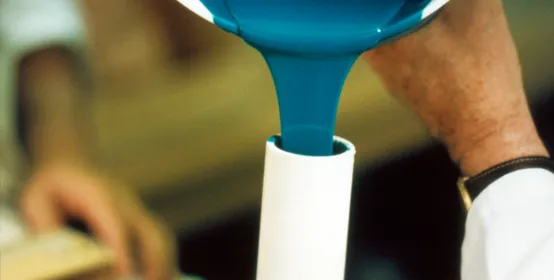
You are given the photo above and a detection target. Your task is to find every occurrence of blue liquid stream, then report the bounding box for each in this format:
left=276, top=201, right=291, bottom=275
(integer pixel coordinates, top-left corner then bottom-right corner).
left=200, top=0, right=431, bottom=156
left=262, top=52, right=359, bottom=156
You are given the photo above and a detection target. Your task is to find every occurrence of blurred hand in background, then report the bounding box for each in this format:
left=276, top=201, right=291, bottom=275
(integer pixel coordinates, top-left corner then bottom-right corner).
left=4, top=1, right=182, bottom=279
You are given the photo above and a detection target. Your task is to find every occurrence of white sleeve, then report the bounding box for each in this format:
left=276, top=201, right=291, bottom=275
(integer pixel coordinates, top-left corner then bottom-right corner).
left=462, top=168, right=554, bottom=280
left=0, top=0, right=89, bottom=136
left=0, top=0, right=87, bottom=58
left=0, top=0, right=90, bottom=203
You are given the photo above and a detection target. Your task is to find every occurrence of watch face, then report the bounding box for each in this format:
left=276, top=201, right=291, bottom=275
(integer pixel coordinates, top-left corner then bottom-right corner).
left=457, top=177, right=472, bottom=211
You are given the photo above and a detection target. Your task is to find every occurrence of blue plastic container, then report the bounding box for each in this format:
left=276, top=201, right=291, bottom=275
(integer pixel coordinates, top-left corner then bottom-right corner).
left=179, top=0, right=449, bottom=156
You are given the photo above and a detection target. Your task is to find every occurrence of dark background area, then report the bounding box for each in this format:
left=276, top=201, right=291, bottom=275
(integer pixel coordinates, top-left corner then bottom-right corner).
left=176, top=89, right=554, bottom=280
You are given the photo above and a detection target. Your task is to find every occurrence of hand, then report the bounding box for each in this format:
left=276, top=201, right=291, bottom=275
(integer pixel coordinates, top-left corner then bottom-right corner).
left=364, top=0, right=548, bottom=175
left=19, top=163, right=176, bottom=280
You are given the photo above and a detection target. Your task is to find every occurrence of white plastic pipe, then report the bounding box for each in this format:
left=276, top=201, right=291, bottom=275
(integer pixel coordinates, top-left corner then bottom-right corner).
left=256, top=136, right=356, bottom=280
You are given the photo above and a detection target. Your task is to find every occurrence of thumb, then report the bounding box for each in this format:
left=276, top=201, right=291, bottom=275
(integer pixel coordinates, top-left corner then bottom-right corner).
left=49, top=171, right=134, bottom=277
left=19, top=182, right=65, bottom=233
left=20, top=167, right=134, bottom=277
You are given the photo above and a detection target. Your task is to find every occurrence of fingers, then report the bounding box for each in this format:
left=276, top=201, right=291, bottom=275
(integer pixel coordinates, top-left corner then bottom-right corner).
left=19, top=180, right=64, bottom=233
left=20, top=166, right=175, bottom=279
left=54, top=171, right=135, bottom=277
left=132, top=212, right=177, bottom=280
left=23, top=168, right=134, bottom=277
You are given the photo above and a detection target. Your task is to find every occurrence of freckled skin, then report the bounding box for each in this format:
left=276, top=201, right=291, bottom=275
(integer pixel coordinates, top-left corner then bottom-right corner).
left=364, top=0, right=549, bottom=176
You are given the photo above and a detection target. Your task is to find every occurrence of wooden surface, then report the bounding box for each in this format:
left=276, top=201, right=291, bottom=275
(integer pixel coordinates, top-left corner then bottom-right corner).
left=0, top=229, right=115, bottom=280
left=89, top=2, right=554, bottom=233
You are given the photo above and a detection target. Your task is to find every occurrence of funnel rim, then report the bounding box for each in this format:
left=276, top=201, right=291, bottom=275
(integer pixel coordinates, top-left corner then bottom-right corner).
left=422, top=0, right=450, bottom=19
left=175, top=0, right=214, bottom=23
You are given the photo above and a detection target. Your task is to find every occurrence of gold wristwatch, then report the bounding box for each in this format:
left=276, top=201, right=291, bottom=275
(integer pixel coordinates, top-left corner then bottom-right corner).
left=457, top=156, right=554, bottom=211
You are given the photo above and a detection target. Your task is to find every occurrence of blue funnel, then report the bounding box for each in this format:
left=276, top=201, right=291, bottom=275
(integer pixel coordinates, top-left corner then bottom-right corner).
left=178, top=0, right=449, bottom=155
left=190, top=0, right=447, bottom=53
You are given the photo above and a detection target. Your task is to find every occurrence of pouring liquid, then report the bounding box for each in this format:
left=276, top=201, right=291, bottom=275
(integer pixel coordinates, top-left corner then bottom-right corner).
left=206, top=0, right=431, bottom=156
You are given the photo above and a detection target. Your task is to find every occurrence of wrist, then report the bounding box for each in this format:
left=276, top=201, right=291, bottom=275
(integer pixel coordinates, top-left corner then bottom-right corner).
left=31, top=156, right=92, bottom=174
left=448, top=123, right=549, bottom=176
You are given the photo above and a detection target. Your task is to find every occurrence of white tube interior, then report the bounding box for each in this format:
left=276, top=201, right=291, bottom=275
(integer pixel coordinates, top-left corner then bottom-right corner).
left=256, top=136, right=356, bottom=280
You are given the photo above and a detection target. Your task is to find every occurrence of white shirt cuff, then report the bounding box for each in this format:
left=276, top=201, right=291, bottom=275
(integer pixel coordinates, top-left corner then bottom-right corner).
left=462, top=168, right=554, bottom=280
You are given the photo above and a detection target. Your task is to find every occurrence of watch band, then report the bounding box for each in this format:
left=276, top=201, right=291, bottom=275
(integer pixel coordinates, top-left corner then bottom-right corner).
left=458, top=156, right=554, bottom=210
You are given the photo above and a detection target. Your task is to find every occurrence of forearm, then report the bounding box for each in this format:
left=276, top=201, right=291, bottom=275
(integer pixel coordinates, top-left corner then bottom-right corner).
left=19, top=48, right=90, bottom=169
left=364, top=0, right=549, bottom=176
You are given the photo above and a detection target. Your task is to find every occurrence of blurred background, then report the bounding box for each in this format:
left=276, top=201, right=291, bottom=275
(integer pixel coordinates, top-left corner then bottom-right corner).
left=9, top=0, right=554, bottom=279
